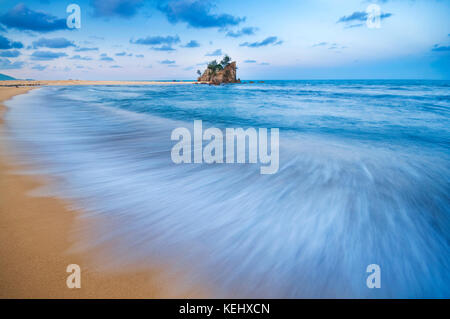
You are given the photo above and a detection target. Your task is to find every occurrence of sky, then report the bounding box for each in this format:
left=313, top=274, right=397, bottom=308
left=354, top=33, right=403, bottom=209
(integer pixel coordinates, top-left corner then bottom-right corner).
left=0, top=0, right=449, bottom=80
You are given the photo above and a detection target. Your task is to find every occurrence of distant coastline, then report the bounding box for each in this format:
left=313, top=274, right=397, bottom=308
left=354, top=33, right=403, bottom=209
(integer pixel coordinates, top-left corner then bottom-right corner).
left=0, top=80, right=201, bottom=87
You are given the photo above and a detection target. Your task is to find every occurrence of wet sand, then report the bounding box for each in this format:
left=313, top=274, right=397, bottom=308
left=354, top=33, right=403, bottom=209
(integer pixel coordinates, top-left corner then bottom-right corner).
left=0, top=87, right=207, bottom=298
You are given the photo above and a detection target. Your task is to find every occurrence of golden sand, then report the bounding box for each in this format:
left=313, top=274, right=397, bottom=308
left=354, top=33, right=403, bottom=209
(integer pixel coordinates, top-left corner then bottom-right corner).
left=0, top=87, right=207, bottom=298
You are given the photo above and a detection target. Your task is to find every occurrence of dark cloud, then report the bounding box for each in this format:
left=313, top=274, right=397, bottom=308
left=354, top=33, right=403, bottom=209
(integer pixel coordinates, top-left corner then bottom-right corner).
left=183, top=40, right=200, bottom=48
left=0, top=34, right=23, bottom=49
left=0, top=4, right=66, bottom=32
left=31, top=50, right=67, bottom=60
left=69, top=55, right=92, bottom=61
left=240, top=36, right=283, bottom=48
left=75, top=47, right=99, bottom=52
left=0, top=50, right=20, bottom=57
left=91, top=0, right=144, bottom=18
left=432, top=44, right=450, bottom=52
left=337, top=11, right=392, bottom=23
left=226, top=27, right=258, bottom=38
left=205, top=49, right=222, bottom=56
left=0, top=58, right=24, bottom=69
left=32, top=37, right=75, bottom=49
left=157, top=0, right=244, bottom=28
left=160, top=59, right=176, bottom=64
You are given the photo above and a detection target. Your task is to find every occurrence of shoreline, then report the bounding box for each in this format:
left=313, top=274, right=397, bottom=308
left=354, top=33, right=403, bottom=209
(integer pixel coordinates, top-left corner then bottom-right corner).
left=0, top=87, right=207, bottom=298
left=0, top=80, right=205, bottom=87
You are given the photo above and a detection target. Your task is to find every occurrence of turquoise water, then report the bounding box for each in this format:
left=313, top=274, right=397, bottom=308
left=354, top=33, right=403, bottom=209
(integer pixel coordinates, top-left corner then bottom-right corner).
left=4, top=80, right=450, bottom=298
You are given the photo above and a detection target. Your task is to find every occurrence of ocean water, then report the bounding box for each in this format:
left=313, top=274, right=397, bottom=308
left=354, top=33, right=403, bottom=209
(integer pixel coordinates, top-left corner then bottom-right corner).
left=4, top=80, right=450, bottom=298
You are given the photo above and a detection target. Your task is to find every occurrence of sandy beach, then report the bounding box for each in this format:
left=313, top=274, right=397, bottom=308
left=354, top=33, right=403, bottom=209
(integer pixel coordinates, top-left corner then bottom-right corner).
left=0, top=86, right=206, bottom=298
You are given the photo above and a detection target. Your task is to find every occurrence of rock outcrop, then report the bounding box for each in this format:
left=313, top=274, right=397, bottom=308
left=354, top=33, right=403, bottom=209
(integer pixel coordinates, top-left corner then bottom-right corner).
left=198, top=61, right=240, bottom=84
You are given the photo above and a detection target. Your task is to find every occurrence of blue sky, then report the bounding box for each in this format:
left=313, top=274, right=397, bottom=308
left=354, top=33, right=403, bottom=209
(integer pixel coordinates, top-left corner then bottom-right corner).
left=0, top=0, right=449, bottom=80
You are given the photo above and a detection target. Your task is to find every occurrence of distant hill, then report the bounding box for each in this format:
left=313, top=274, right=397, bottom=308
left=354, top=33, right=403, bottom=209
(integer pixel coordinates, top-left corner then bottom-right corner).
left=0, top=73, right=16, bottom=80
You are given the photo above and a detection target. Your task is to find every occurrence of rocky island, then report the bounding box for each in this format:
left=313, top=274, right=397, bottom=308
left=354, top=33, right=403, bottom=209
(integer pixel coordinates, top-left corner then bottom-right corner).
left=197, top=55, right=241, bottom=85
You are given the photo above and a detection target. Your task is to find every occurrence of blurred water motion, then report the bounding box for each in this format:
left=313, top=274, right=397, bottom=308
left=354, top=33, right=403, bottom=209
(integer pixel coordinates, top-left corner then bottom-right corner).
left=5, top=80, right=450, bottom=298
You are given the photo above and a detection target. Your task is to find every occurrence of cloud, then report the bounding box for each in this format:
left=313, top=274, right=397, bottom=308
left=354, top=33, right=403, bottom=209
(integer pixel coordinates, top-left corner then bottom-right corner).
left=131, top=35, right=181, bottom=46
left=75, top=47, right=99, bottom=52
left=240, top=36, right=283, bottom=48
left=0, top=50, right=20, bottom=57
left=244, top=60, right=256, bottom=63
left=151, top=45, right=176, bottom=51
left=131, top=35, right=180, bottom=50
left=135, top=54, right=144, bottom=58
left=259, top=62, right=270, bottom=65
left=32, top=38, right=75, bottom=49
left=157, top=0, right=244, bottom=28
left=312, top=42, right=327, bottom=47
left=31, top=51, right=67, bottom=60
left=205, top=49, right=222, bottom=56
left=0, top=58, right=24, bottom=69
left=0, top=35, right=23, bottom=49
left=110, top=65, right=122, bottom=68
left=432, top=44, right=450, bottom=52
left=160, top=59, right=176, bottom=64
left=115, top=51, right=127, bottom=56
left=337, top=11, right=367, bottom=23
left=226, top=27, right=258, bottom=38
left=345, top=23, right=364, bottom=29
left=91, top=0, right=144, bottom=18
left=328, top=43, right=338, bottom=50
left=31, top=64, right=47, bottom=71
left=183, top=40, right=200, bottom=48
left=69, top=55, right=92, bottom=61
left=0, top=4, right=66, bottom=32
left=100, top=56, right=114, bottom=62
left=337, top=11, right=392, bottom=24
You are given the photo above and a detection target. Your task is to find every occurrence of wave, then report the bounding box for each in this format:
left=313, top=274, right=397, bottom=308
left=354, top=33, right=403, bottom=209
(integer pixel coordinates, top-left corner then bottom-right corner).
left=4, top=81, right=450, bottom=298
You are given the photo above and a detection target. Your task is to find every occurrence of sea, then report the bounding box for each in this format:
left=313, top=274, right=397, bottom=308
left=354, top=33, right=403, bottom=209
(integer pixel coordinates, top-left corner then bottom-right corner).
left=4, top=80, right=450, bottom=298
